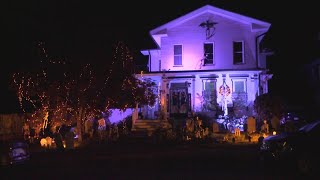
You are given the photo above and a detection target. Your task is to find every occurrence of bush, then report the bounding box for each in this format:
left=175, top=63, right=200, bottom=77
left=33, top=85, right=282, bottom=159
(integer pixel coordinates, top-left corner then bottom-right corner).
left=194, top=112, right=214, bottom=129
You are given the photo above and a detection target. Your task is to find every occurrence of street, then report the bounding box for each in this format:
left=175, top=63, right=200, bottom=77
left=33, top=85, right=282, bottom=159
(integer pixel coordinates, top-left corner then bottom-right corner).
left=1, top=141, right=302, bottom=179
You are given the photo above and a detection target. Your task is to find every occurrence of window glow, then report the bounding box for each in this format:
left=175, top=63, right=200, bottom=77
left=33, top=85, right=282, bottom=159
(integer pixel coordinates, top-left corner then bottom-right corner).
left=174, top=45, right=183, bottom=66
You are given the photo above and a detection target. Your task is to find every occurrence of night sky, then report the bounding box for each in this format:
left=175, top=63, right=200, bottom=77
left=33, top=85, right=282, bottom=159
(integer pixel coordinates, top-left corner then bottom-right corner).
left=2, top=0, right=320, bottom=113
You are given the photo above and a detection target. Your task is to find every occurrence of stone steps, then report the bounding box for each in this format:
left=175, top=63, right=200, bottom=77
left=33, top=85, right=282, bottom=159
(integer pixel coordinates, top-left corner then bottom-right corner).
left=131, top=120, right=171, bottom=136
left=131, top=120, right=165, bottom=135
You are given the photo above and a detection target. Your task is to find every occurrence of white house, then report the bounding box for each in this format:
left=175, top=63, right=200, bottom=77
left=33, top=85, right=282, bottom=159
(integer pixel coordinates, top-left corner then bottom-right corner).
left=132, top=4, right=273, bottom=127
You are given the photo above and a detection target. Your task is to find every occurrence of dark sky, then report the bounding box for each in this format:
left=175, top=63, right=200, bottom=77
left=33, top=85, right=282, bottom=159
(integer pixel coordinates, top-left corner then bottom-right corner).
left=2, top=0, right=320, bottom=112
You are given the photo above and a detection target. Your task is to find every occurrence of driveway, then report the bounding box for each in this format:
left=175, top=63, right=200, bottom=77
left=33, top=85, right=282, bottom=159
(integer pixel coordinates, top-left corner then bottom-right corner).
left=1, top=141, right=301, bottom=179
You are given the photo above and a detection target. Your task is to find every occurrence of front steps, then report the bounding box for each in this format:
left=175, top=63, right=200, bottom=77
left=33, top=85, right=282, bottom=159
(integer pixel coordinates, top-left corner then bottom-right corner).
left=131, top=120, right=172, bottom=136
left=132, top=120, right=160, bottom=134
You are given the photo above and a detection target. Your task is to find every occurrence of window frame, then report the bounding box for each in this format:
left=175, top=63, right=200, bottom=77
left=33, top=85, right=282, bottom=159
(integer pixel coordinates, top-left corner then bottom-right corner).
left=203, top=42, right=214, bottom=65
left=173, top=44, right=183, bottom=66
left=201, top=79, right=217, bottom=111
left=233, top=41, right=245, bottom=64
left=231, top=78, right=247, bottom=93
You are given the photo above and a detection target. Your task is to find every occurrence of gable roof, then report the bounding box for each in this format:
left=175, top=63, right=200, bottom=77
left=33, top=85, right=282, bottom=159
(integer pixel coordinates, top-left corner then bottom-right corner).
left=150, top=4, right=271, bottom=47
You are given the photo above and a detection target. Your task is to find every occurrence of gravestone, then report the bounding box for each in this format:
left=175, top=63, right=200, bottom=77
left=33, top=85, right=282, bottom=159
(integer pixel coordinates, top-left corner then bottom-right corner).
left=212, top=122, right=219, bottom=133
left=271, top=116, right=280, bottom=131
left=234, top=127, right=240, bottom=136
left=247, top=116, right=256, bottom=133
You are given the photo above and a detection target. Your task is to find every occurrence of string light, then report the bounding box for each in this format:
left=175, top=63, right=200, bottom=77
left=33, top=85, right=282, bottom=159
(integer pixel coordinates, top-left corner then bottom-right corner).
left=12, top=41, right=158, bottom=132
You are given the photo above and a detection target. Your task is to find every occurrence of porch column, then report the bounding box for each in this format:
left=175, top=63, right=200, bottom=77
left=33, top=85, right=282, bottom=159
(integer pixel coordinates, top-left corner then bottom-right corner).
left=192, top=78, right=196, bottom=112
left=161, top=78, right=169, bottom=121
left=132, top=103, right=138, bottom=125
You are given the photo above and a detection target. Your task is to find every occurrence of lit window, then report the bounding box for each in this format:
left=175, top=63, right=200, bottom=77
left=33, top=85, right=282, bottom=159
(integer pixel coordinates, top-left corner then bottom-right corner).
left=232, top=79, right=246, bottom=93
left=204, top=42, right=214, bottom=65
left=233, top=41, right=244, bottom=64
left=174, top=45, right=182, bottom=66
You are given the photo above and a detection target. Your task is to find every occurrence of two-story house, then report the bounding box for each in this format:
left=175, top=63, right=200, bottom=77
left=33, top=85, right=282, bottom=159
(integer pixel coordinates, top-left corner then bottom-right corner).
left=132, top=4, right=272, bottom=128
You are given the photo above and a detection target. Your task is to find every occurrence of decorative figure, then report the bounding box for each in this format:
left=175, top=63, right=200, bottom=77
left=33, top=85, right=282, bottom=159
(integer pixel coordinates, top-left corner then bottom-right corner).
left=199, top=19, right=218, bottom=39
left=45, top=136, right=52, bottom=148
left=172, top=91, right=179, bottom=113
left=43, top=111, right=49, bottom=129
left=219, top=79, right=230, bottom=117
left=261, top=119, right=269, bottom=134
left=22, top=123, right=30, bottom=140
left=40, top=138, right=47, bottom=147
left=194, top=116, right=204, bottom=139
left=180, top=91, right=187, bottom=113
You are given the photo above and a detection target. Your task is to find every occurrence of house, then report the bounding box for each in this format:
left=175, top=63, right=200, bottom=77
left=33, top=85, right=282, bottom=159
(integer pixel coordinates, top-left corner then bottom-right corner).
left=132, top=4, right=273, bottom=131
left=302, top=58, right=320, bottom=118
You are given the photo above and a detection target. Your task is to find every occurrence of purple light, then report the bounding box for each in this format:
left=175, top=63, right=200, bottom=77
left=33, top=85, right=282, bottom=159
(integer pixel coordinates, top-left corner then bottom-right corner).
left=108, top=109, right=134, bottom=124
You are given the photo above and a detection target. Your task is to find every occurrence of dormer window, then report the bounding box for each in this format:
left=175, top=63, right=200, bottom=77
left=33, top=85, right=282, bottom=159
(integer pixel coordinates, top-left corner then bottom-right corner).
left=174, top=45, right=182, bottom=66
left=204, top=42, right=214, bottom=65
left=233, top=41, right=244, bottom=64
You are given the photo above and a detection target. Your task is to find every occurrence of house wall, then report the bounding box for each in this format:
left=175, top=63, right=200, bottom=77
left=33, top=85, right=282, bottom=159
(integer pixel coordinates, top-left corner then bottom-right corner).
left=138, top=6, right=272, bottom=122
left=150, top=13, right=261, bottom=72
left=148, top=50, right=161, bottom=72
left=108, top=109, right=134, bottom=124
left=179, top=72, right=258, bottom=112
left=142, top=71, right=259, bottom=117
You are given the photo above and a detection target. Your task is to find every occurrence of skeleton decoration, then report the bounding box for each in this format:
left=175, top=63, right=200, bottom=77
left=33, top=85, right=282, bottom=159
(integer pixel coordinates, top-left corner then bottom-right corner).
left=199, top=19, right=218, bottom=39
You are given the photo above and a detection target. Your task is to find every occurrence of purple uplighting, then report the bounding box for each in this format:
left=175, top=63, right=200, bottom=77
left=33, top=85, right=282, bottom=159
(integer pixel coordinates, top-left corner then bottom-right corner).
left=138, top=4, right=272, bottom=120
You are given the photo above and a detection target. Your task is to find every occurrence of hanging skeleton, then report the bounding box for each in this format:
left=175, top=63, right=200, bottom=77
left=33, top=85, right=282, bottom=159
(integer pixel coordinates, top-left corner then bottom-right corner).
left=219, top=79, right=230, bottom=117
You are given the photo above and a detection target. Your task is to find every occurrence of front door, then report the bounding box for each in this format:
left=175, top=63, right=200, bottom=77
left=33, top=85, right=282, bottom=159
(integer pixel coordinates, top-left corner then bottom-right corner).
left=169, top=83, right=190, bottom=118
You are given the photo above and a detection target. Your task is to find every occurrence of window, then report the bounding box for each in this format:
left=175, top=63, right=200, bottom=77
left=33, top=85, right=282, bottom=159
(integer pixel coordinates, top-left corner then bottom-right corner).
left=174, top=45, right=182, bottom=66
left=233, top=41, right=244, bottom=64
left=204, top=42, right=214, bottom=65
left=202, top=79, right=217, bottom=111
left=232, top=79, right=246, bottom=93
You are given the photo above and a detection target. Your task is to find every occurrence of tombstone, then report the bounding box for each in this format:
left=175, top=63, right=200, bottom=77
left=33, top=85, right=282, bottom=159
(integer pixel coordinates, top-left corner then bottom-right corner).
left=85, top=120, right=93, bottom=134
left=65, top=130, right=75, bottom=150
left=261, top=120, right=269, bottom=134
left=234, top=127, right=241, bottom=136
left=271, top=116, right=280, bottom=131
left=212, top=122, right=219, bottom=133
left=45, top=136, right=53, bottom=148
left=247, top=116, right=256, bottom=133
left=40, top=138, right=47, bottom=147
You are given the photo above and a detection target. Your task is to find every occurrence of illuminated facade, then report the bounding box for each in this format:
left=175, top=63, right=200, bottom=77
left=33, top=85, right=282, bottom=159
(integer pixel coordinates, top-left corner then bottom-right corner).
left=135, top=5, right=272, bottom=121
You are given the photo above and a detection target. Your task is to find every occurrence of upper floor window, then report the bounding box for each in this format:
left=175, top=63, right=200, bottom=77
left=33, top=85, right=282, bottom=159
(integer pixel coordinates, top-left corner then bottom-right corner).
left=174, top=45, right=182, bottom=66
left=204, top=42, right=214, bottom=65
left=233, top=41, right=244, bottom=64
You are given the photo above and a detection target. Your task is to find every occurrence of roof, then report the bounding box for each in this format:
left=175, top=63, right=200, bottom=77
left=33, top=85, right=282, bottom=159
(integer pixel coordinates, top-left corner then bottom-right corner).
left=150, top=4, right=271, bottom=47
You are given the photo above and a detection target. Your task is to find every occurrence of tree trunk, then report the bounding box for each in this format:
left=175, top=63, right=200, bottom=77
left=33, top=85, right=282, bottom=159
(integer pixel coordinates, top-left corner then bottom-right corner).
left=77, top=107, right=84, bottom=142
